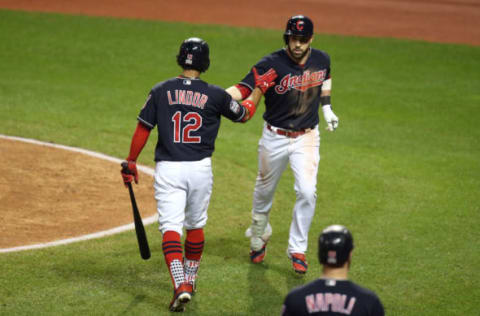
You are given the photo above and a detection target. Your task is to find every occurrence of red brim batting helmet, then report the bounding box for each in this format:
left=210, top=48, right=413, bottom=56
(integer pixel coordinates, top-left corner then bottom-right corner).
left=283, top=15, right=314, bottom=45
left=177, top=37, right=210, bottom=73
left=318, top=225, right=354, bottom=267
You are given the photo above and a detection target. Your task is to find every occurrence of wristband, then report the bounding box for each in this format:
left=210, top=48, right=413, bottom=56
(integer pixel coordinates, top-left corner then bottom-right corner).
left=320, top=96, right=331, bottom=106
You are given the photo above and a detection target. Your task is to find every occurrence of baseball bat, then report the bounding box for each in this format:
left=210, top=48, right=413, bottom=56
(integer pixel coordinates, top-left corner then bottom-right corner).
left=122, top=163, right=151, bottom=260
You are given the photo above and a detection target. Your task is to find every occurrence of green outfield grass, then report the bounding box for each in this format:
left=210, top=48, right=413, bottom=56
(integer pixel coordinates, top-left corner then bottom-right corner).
left=1, top=9, right=479, bottom=315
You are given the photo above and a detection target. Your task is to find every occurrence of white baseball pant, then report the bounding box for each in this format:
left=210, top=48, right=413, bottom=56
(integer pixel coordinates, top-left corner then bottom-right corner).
left=154, top=157, right=213, bottom=236
left=252, top=123, right=320, bottom=254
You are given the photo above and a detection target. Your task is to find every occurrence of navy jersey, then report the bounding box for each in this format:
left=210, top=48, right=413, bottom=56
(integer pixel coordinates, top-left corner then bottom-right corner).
left=138, top=76, right=246, bottom=161
left=240, top=48, right=330, bottom=130
left=282, top=279, right=384, bottom=316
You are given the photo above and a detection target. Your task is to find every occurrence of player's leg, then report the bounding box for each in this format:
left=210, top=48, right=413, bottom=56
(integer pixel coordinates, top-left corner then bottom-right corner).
left=184, top=229, right=203, bottom=291
left=287, top=127, right=320, bottom=273
left=183, top=158, right=213, bottom=290
left=249, top=125, right=289, bottom=258
left=252, top=126, right=290, bottom=213
left=154, top=161, right=192, bottom=311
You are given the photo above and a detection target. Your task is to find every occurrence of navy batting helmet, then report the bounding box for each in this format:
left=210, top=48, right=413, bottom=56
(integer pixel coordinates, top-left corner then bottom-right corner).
left=318, top=225, right=354, bottom=267
left=177, top=37, right=210, bottom=73
left=283, top=15, right=314, bottom=45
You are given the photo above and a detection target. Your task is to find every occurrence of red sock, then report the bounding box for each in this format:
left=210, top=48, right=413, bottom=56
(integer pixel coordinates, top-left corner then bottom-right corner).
left=185, top=228, right=204, bottom=260
left=184, top=229, right=204, bottom=285
left=162, top=231, right=184, bottom=289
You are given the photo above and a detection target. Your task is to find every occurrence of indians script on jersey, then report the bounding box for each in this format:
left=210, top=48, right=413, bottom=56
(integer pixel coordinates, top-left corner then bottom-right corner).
left=275, top=69, right=327, bottom=94
left=305, top=292, right=356, bottom=314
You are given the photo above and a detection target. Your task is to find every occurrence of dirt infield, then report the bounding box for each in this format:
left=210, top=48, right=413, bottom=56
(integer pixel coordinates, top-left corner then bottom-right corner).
left=1, top=0, right=478, bottom=250
left=1, top=0, right=479, bottom=45
left=0, top=137, right=156, bottom=248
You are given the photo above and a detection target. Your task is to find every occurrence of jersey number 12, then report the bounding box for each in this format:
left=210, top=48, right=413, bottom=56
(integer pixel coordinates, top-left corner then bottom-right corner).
left=172, top=111, right=202, bottom=143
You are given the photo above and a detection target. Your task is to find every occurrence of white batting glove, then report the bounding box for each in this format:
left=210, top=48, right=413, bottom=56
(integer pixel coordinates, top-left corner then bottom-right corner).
left=322, top=104, right=339, bottom=131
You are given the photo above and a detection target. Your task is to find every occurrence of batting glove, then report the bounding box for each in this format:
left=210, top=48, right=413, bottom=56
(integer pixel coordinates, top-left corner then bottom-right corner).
left=241, top=99, right=256, bottom=121
left=252, top=67, right=277, bottom=94
left=121, top=160, right=138, bottom=186
left=322, top=104, right=339, bottom=131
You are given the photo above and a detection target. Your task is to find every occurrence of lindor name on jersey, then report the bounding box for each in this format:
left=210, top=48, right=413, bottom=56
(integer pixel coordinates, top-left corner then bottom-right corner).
left=167, top=89, right=209, bottom=109
left=274, top=69, right=327, bottom=94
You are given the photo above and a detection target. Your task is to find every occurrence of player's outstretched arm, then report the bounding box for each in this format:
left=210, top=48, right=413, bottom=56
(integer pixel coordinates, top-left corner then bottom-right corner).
left=240, top=67, right=277, bottom=122
left=240, top=88, right=262, bottom=121
left=226, top=85, right=244, bottom=101
left=227, top=66, right=277, bottom=101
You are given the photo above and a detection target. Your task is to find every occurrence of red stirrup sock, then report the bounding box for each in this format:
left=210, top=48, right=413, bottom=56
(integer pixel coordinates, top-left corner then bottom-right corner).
left=184, top=229, right=204, bottom=285
left=162, top=231, right=184, bottom=289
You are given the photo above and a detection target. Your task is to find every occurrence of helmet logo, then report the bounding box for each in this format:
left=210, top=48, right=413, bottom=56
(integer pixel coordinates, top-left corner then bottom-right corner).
left=186, top=53, right=193, bottom=65
left=327, top=250, right=337, bottom=264
left=296, top=21, right=304, bottom=31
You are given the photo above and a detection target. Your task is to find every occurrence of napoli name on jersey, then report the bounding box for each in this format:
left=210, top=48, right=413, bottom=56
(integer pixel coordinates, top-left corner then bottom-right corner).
left=282, top=279, right=384, bottom=316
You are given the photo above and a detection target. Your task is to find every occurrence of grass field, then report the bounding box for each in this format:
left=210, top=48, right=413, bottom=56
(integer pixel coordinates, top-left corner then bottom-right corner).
left=1, top=9, right=479, bottom=315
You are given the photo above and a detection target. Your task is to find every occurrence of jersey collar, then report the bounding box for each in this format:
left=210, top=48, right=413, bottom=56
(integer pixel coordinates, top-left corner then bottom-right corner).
left=177, top=75, right=201, bottom=80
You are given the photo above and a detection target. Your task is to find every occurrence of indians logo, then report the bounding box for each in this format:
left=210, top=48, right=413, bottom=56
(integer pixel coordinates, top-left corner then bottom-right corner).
left=327, top=250, right=337, bottom=264
left=296, top=21, right=304, bottom=31
left=185, top=53, right=193, bottom=65
left=274, top=70, right=327, bottom=94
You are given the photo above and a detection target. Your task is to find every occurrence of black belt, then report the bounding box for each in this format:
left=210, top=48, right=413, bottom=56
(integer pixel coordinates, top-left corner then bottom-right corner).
left=266, top=124, right=312, bottom=138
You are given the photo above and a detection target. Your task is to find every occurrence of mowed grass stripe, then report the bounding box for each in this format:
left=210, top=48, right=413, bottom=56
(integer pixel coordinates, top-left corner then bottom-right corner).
left=0, top=9, right=479, bottom=315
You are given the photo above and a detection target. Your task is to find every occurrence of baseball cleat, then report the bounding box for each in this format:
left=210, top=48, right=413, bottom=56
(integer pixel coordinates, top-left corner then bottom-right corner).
left=289, top=252, right=308, bottom=274
left=250, top=244, right=267, bottom=263
left=169, top=283, right=193, bottom=312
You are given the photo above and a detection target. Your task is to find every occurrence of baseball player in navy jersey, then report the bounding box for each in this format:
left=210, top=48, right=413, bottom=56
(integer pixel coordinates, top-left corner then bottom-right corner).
left=226, top=15, right=338, bottom=274
left=282, top=225, right=385, bottom=315
left=120, top=37, right=277, bottom=312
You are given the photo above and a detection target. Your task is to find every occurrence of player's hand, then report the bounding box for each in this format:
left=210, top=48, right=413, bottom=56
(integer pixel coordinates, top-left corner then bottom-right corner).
left=121, top=160, right=138, bottom=186
left=253, top=67, right=277, bottom=94
left=322, top=104, right=339, bottom=131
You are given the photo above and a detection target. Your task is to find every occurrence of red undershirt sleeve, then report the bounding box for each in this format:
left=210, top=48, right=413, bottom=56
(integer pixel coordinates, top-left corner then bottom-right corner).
left=126, top=122, right=151, bottom=161
left=236, top=84, right=252, bottom=100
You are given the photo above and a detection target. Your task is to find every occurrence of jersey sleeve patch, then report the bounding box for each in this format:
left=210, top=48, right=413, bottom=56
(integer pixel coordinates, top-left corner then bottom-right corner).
left=229, top=99, right=241, bottom=114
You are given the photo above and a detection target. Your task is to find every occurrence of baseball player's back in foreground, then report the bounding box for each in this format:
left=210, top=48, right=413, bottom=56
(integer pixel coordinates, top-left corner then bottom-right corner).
left=282, top=279, right=384, bottom=316
left=138, top=76, right=246, bottom=161
left=282, top=225, right=385, bottom=316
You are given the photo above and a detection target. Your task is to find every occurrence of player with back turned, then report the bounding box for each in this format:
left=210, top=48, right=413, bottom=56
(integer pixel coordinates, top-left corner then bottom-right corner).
left=282, top=225, right=385, bottom=315
left=120, top=37, right=277, bottom=312
left=226, top=15, right=339, bottom=274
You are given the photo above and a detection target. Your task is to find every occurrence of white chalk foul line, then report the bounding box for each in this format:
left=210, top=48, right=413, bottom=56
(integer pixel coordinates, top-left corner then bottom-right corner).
left=0, top=134, right=157, bottom=253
